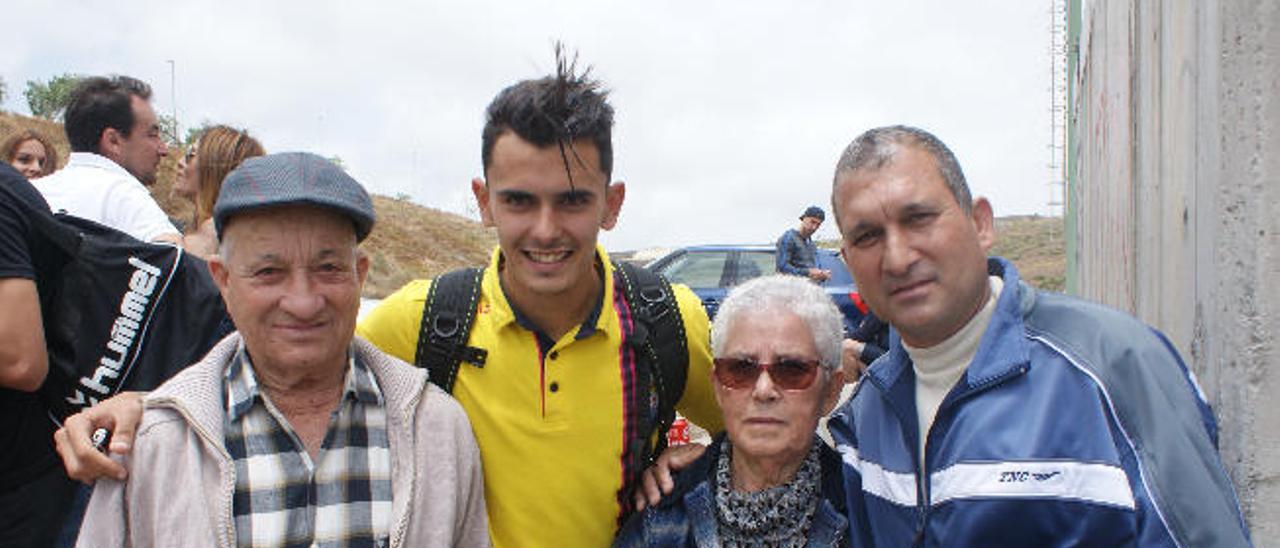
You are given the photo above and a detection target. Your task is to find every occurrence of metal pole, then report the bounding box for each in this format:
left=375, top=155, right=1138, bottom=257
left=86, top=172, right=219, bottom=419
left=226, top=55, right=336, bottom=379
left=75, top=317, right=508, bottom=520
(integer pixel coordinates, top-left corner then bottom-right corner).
left=166, top=59, right=178, bottom=143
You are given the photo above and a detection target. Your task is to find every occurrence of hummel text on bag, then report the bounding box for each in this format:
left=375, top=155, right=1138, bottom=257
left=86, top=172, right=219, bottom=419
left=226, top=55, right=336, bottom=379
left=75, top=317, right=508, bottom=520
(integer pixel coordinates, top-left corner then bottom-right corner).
left=70, top=256, right=162, bottom=404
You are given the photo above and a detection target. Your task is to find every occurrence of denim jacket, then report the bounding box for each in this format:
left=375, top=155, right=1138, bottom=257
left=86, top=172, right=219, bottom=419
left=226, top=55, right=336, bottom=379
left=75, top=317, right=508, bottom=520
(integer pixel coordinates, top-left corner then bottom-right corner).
left=776, top=228, right=818, bottom=276
left=614, top=433, right=850, bottom=547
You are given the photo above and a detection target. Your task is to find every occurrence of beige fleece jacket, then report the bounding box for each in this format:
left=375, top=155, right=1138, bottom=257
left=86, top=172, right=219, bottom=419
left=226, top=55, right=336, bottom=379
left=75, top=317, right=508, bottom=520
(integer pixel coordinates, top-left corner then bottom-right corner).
left=76, top=333, right=490, bottom=547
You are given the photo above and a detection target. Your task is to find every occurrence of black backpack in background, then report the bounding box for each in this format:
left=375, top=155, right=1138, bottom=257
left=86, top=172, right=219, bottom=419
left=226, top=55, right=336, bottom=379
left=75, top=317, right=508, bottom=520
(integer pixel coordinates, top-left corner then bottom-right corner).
left=27, top=209, right=233, bottom=422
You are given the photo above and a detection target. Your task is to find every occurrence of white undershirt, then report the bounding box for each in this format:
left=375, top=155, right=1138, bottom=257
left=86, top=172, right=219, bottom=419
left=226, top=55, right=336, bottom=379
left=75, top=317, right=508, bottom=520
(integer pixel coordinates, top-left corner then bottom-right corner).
left=904, top=275, right=1004, bottom=471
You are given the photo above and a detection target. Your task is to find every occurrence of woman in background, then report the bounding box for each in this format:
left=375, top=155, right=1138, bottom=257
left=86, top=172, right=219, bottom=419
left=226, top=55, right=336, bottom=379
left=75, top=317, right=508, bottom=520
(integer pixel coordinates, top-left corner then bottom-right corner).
left=174, top=126, right=264, bottom=257
left=2, top=129, right=60, bottom=180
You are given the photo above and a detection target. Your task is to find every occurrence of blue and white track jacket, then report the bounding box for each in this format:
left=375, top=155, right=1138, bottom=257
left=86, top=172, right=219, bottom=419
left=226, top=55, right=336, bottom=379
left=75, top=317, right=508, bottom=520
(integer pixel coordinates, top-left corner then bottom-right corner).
left=829, top=258, right=1251, bottom=547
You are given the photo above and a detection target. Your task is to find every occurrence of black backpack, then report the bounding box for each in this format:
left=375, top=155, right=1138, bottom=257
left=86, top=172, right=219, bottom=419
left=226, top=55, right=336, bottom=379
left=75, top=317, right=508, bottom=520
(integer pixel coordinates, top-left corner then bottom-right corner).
left=412, top=260, right=689, bottom=519
left=25, top=208, right=234, bottom=422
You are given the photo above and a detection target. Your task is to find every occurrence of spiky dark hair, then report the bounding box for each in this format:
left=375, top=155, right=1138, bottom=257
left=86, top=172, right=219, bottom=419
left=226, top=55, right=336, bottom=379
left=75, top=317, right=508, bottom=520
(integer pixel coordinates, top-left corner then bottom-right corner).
left=480, top=42, right=615, bottom=186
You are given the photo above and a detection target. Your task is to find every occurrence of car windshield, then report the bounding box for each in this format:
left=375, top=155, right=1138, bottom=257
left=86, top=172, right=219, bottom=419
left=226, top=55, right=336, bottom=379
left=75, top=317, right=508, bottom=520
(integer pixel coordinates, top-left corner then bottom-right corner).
left=735, top=251, right=774, bottom=285
left=652, top=247, right=855, bottom=292
left=659, top=251, right=729, bottom=288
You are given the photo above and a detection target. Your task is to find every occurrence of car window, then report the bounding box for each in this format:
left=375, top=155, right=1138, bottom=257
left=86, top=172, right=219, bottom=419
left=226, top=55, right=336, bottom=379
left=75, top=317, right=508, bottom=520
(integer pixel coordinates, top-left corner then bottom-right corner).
left=657, top=251, right=730, bottom=288
left=734, top=251, right=776, bottom=285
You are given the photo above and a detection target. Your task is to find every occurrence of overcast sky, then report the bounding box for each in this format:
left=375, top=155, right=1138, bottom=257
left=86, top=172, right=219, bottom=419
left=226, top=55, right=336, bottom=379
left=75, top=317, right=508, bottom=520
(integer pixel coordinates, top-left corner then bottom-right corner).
left=3, top=0, right=1057, bottom=251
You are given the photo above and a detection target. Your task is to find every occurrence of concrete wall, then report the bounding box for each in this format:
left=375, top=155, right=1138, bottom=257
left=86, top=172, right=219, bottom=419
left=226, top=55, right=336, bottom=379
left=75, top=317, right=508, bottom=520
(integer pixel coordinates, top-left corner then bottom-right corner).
left=1068, top=0, right=1279, bottom=538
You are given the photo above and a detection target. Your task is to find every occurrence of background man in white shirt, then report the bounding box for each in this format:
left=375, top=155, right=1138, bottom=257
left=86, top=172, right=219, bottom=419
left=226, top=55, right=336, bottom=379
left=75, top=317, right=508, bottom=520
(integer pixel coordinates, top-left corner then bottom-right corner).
left=34, top=75, right=181, bottom=245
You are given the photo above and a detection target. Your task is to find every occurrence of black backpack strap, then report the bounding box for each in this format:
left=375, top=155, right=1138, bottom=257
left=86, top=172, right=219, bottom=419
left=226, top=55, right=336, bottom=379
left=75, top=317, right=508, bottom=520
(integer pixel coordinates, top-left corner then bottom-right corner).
left=613, top=260, right=689, bottom=462
left=413, top=268, right=487, bottom=393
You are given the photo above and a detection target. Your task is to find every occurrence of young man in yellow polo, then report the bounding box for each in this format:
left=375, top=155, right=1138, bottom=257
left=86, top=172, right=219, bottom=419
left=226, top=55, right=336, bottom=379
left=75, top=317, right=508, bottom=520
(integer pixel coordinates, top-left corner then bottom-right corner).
left=357, top=59, right=722, bottom=546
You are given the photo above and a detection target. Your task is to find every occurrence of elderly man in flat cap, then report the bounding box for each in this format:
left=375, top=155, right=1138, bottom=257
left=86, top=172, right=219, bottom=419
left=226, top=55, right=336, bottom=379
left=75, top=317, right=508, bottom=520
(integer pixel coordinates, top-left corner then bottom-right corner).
left=75, top=152, right=489, bottom=547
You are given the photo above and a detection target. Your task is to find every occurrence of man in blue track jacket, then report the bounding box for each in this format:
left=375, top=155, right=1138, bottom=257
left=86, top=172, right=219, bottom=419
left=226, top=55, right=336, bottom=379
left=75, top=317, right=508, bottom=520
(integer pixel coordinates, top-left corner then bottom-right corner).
left=826, top=125, right=1251, bottom=546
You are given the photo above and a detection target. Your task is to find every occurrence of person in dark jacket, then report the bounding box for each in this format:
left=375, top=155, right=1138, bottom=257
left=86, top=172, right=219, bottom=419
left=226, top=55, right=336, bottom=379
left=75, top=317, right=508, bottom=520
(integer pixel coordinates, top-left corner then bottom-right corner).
left=776, top=206, right=831, bottom=282
left=0, top=165, right=80, bottom=547
left=840, top=292, right=889, bottom=382
left=828, top=125, right=1250, bottom=546
left=616, top=274, right=849, bottom=547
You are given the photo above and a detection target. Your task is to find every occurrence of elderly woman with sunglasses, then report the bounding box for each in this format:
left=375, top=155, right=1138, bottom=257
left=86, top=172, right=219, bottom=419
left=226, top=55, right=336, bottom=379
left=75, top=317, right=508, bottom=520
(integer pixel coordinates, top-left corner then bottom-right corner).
left=615, top=274, right=849, bottom=547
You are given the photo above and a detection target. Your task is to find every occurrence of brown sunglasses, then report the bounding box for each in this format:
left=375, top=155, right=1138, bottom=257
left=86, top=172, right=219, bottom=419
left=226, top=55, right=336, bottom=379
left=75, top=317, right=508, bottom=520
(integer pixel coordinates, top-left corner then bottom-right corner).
left=713, top=357, right=822, bottom=390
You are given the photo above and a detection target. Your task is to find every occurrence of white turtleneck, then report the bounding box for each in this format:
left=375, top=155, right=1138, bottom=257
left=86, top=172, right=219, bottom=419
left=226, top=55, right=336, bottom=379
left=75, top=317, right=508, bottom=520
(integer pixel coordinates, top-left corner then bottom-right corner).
left=904, top=275, right=1004, bottom=471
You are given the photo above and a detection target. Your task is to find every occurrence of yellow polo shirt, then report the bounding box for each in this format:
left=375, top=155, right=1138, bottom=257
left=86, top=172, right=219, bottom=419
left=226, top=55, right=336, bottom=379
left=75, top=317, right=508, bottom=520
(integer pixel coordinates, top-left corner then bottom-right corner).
left=356, top=246, right=722, bottom=548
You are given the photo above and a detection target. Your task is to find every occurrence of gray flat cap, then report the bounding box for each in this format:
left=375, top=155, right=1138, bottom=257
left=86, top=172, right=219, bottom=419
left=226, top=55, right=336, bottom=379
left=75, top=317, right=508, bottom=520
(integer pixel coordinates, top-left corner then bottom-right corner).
left=214, top=152, right=376, bottom=241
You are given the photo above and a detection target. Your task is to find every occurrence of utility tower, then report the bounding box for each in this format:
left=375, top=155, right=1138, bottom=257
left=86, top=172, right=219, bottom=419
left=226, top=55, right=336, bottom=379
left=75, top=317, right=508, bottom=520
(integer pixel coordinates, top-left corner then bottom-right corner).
left=1047, top=0, right=1068, bottom=220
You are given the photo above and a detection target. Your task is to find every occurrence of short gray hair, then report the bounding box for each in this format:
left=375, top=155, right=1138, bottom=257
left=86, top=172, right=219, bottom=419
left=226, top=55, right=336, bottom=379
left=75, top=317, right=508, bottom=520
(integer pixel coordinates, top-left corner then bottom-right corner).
left=831, top=125, right=972, bottom=217
left=711, top=275, right=843, bottom=371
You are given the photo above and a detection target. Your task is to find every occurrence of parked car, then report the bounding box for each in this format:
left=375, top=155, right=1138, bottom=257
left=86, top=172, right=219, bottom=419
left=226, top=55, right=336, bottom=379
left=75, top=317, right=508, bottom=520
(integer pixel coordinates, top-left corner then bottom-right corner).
left=645, top=245, right=864, bottom=334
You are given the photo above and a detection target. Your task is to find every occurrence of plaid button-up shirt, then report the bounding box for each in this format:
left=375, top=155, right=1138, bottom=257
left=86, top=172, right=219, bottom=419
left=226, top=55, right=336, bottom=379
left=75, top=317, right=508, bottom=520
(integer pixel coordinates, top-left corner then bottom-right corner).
left=224, top=344, right=393, bottom=548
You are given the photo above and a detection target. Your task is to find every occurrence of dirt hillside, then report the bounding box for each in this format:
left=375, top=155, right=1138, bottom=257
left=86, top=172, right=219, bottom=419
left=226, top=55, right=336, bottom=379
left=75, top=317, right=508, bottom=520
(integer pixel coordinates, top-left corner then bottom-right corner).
left=1, top=112, right=495, bottom=298
left=990, top=215, right=1065, bottom=291
left=360, top=195, right=495, bottom=297
left=6, top=112, right=1063, bottom=297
